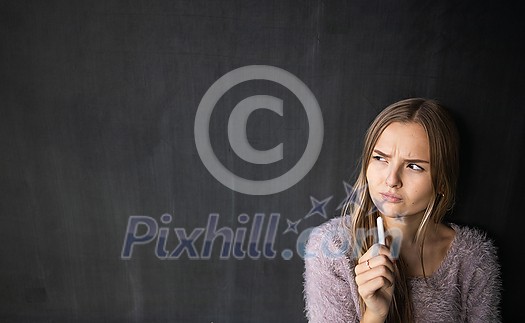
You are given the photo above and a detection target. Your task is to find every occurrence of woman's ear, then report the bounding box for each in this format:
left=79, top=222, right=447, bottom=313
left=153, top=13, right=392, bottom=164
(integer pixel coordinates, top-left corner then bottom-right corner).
left=437, top=182, right=445, bottom=196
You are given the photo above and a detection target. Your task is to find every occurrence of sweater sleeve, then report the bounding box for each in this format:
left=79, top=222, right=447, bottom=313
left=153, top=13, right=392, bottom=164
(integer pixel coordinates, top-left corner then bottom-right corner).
left=303, top=220, right=360, bottom=323
left=463, top=234, right=502, bottom=323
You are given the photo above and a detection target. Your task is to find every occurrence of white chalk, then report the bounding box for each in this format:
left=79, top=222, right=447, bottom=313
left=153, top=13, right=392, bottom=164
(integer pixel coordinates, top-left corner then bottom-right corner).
left=377, top=216, right=385, bottom=245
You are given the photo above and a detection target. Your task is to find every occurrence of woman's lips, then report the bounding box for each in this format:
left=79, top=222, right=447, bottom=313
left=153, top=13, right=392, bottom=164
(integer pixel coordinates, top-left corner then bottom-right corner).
left=380, top=192, right=403, bottom=203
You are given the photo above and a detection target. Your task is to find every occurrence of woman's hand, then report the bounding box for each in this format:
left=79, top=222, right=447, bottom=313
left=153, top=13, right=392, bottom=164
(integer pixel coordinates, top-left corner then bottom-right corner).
left=354, top=244, right=396, bottom=322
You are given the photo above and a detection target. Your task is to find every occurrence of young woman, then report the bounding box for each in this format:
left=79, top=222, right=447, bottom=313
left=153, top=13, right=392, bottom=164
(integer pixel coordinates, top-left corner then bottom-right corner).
left=303, top=98, right=501, bottom=322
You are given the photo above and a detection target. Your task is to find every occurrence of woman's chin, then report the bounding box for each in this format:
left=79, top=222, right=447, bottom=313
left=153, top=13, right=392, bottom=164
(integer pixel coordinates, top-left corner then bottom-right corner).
left=375, top=207, right=408, bottom=219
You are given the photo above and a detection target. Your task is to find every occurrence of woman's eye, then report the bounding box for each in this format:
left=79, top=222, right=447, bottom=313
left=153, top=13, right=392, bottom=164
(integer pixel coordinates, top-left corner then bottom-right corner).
left=408, top=163, right=424, bottom=171
left=372, top=155, right=386, bottom=162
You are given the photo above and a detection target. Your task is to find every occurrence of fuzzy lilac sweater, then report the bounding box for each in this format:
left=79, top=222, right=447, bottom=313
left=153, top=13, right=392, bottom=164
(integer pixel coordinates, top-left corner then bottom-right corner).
left=303, top=217, right=501, bottom=322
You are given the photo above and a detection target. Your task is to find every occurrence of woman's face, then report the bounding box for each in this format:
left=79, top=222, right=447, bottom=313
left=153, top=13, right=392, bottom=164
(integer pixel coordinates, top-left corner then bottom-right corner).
left=366, top=122, right=434, bottom=220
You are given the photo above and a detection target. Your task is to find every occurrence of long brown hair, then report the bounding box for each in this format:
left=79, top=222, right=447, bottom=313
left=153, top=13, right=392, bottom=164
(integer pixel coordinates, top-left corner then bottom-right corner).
left=342, top=98, right=459, bottom=322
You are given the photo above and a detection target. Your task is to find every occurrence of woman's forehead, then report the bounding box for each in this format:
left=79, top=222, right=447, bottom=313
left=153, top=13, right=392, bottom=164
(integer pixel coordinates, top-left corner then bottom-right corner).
left=374, top=122, right=430, bottom=159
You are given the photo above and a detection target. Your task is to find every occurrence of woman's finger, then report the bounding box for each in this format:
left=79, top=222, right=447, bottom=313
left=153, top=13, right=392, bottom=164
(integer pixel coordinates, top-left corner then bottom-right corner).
left=355, top=263, right=394, bottom=287
left=355, top=253, right=395, bottom=275
left=358, top=275, right=394, bottom=300
left=358, top=244, right=393, bottom=263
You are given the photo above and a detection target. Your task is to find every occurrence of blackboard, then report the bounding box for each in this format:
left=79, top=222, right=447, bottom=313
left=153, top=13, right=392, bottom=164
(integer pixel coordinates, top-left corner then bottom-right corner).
left=1, top=0, right=523, bottom=322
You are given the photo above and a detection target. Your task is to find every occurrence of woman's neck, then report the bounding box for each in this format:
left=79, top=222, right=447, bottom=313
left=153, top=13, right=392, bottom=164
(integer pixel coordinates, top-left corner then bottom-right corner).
left=381, top=212, right=428, bottom=250
left=381, top=212, right=455, bottom=277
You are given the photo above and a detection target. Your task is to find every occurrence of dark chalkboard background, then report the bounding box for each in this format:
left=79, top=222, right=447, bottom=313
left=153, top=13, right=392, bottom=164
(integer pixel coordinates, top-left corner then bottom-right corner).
left=1, top=0, right=523, bottom=322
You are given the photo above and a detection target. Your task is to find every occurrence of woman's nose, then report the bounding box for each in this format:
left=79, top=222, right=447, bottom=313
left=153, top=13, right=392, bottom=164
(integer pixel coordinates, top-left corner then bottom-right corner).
left=385, top=166, right=402, bottom=188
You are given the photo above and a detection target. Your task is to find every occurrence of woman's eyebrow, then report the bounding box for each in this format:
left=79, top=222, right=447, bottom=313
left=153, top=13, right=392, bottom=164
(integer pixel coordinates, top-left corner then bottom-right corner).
left=373, top=149, right=430, bottom=164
